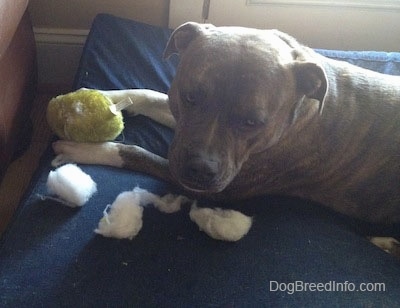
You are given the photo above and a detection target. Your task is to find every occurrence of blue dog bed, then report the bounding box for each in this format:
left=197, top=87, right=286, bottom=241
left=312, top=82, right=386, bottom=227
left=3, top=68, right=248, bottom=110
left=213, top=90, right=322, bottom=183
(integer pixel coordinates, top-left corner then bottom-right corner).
left=1, top=14, right=400, bottom=307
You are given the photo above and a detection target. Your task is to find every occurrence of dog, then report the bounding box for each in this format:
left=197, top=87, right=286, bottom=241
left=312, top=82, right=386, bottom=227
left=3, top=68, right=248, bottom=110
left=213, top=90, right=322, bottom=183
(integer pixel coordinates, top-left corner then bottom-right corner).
left=53, top=22, right=400, bottom=230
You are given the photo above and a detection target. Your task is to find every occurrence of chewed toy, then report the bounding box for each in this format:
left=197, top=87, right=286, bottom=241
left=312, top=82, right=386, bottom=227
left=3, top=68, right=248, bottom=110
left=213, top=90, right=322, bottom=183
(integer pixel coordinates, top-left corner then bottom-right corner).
left=46, top=88, right=132, bottom=142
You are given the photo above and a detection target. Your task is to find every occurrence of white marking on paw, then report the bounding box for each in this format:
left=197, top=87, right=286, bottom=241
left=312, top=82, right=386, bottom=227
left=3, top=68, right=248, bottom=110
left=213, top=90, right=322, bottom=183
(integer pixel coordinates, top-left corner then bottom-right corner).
left=51, top=141, right=123, bottom=168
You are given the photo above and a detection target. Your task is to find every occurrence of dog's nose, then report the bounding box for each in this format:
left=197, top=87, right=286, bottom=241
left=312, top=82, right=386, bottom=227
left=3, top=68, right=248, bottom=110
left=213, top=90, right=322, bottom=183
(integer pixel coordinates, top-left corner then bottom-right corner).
left=183, top=155, right=219, bottom=189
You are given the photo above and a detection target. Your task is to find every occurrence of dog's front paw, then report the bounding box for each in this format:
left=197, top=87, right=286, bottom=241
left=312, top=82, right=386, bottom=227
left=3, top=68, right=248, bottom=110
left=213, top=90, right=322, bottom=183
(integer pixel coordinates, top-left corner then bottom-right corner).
left=369, top=237, right=400, bottom=259
left=51, top=140, right=123, bottom=168
left=51, top=140, right=80, bottom=167
left=51, top=154, right=70, bottom=167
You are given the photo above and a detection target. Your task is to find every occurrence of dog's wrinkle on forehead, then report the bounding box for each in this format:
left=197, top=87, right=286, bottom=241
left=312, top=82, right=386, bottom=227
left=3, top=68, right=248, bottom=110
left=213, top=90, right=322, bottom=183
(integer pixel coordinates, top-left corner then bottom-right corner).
left=195, top=41, right=289, bottom=77
left=181, top=61, right=276, bottom=109
left=177, top=32, right=289, bottom=110
left=181, top=28, right=291, bottom=72
left=240, top=34, right=295, bottom=65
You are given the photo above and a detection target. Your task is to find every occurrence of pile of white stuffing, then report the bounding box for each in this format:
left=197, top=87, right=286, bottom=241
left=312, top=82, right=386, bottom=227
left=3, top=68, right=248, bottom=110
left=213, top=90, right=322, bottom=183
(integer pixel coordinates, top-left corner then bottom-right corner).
left=43, top=164, right=253, bottom=242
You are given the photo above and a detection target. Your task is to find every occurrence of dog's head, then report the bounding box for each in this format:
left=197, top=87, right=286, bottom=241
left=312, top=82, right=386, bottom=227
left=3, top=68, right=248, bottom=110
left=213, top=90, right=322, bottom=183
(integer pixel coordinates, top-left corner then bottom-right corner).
left=164, top=22, right=327, bottom=194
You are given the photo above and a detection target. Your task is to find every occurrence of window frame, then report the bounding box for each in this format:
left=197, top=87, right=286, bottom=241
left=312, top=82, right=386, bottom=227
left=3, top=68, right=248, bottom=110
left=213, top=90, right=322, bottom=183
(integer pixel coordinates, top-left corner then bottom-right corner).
left=247, top=0, right=400, bottom=10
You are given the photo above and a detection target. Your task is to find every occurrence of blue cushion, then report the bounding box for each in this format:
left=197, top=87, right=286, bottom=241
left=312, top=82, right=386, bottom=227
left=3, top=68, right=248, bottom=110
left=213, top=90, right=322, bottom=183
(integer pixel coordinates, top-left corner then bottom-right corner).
left=316, top=49, right=400, bottom=75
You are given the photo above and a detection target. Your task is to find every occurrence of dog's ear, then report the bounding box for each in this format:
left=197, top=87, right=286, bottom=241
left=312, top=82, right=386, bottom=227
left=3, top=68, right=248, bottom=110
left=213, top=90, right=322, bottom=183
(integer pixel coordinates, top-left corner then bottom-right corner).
left=292, top=62, right=328, bottom=114
left=163, top=22, right=212, bottom=59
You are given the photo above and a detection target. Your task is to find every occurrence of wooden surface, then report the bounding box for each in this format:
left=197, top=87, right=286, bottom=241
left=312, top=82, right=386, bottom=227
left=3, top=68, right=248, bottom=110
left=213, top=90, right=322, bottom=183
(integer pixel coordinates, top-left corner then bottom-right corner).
left=0, top=94, right=53, bottom=236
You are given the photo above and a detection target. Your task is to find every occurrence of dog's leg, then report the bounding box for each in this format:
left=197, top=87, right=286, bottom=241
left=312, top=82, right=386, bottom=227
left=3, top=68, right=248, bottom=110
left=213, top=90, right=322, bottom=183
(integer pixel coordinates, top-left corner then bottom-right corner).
left=52, top=141, right=175, bottom=184
left=51, top=89, right=176, bottom=184
left=98, top=89, right=176, bottom=129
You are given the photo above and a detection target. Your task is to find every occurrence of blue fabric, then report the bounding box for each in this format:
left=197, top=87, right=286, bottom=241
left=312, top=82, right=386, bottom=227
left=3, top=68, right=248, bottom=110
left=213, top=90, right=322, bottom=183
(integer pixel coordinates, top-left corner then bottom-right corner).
left=73, top=14, right=178, bottom=93
left=1, top=14, right=400, bottom=307
left=316, top=49, right=400, bottom=75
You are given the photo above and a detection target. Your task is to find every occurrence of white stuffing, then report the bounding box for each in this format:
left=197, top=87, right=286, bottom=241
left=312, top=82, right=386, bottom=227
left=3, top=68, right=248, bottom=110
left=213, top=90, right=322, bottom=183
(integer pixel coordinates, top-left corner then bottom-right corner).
left=132, top=187, right=158, bottom=206
left=46, top=164, right=97, bottom=207
left=95, top=188, right=191, bottom=240
left=45, top=167, right=252, bottom=242
left=153, top=193, right=191, bottom=213
left=95, top=191, right=143, bottom=240
left=95, top=188, right=252, bottom=241
left=132, top=187, right=190, bottom=213
left=189, top=204, right=253, bottom=242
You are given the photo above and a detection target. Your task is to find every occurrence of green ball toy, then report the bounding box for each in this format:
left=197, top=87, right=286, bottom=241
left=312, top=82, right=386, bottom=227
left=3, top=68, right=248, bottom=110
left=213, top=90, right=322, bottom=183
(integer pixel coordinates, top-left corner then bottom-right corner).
left=47, top=89, right=129, bottom=143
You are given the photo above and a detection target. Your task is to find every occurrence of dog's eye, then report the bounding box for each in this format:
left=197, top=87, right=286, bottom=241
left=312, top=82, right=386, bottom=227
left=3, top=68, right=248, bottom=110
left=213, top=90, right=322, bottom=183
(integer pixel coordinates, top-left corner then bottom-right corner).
left=180, top=89, right=205, bottom=106
left=243, top=119, right=256, bottom=127
left=180, top=91, right=196, bottom=105
left=185, top=93, right=196, bottom=104
left=238, top=117, right=265, bottom=131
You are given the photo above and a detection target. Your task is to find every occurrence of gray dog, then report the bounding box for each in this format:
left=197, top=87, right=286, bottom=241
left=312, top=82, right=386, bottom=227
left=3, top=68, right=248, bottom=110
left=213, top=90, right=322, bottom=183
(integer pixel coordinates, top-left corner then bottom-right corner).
left=53, top=22, right=400, bottom=227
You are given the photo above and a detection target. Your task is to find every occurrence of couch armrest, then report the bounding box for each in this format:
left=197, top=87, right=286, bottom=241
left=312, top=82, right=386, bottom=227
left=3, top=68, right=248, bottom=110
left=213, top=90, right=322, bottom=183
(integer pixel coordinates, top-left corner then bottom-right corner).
left=0, top=0, right=29, bottom=57
left=0, top=1, right=36, bottom=179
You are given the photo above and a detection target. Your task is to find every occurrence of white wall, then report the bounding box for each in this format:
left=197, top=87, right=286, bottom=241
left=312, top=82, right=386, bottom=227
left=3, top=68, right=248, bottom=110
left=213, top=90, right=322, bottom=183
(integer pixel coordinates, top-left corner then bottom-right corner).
left=29, top=0, right=170, bottom=28
left=170, top=0, right=400, bottom=51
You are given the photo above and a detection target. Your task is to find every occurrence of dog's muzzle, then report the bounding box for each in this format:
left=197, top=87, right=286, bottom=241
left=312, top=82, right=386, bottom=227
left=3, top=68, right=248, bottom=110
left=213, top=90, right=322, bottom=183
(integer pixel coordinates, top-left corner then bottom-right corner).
left=173, top=150, right=226, bottom=193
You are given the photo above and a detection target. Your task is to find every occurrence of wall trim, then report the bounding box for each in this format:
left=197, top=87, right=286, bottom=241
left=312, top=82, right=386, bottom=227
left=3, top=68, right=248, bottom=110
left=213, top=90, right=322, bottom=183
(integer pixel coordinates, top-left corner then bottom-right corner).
left=247, top=0, right=400, bottom=10
left=33, top=28, right=90, bottom=87
left=33, top=27, right=89, bottom=45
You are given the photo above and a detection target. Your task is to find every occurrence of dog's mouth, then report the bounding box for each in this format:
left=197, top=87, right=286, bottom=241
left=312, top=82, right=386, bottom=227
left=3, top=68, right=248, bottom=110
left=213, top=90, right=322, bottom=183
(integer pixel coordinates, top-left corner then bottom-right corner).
left=171, top=163, right=228, bottom=194
left=177, top=178, right=226, bottom=194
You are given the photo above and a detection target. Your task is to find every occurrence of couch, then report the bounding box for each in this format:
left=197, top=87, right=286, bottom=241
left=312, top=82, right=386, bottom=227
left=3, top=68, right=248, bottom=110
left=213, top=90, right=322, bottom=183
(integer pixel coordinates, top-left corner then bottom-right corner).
left=1, top=14, right=400, bottom=306
left=0, top=0, right=37, bottom=180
